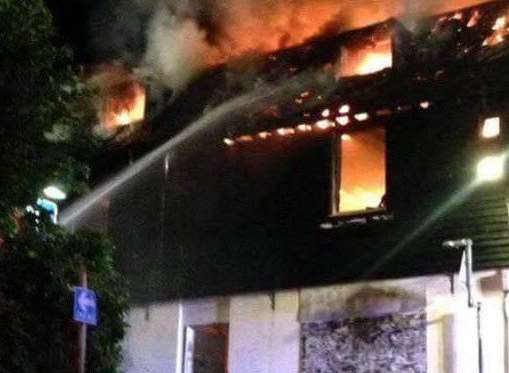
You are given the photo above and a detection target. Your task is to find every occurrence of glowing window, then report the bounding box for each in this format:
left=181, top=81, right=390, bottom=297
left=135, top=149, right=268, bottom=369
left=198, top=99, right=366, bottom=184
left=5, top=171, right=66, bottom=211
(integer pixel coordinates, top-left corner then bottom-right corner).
left=481, top=117, right=501, bottom=139
left=335, top=127, right=386, bottom=214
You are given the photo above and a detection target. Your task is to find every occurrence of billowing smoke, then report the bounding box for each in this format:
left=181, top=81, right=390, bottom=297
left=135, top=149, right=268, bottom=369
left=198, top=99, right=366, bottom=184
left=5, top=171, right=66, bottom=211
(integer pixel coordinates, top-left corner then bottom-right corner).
left=141, top=1, right=214, bottom=91
left=90, top=0, right=492, bottom=92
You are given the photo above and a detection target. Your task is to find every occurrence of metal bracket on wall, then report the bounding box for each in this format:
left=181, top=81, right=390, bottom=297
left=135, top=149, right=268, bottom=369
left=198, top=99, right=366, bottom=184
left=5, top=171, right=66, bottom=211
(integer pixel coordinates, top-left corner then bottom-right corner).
left=269, top=290, right=276, bottom=311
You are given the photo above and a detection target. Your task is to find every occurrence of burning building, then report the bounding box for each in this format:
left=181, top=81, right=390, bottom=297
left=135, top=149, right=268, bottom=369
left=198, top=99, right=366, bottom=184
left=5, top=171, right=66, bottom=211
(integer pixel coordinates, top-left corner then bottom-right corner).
left=65, top=0, right=509, bottom=372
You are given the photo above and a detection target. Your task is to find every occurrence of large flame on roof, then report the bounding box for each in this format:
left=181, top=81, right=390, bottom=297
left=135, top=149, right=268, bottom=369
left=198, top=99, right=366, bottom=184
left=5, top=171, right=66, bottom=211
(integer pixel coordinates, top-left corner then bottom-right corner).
left=143, top=0, right=492, bottom=89
left=200, top=0, right=492, bottom=65
left=339, top=37, right=392, bottom=77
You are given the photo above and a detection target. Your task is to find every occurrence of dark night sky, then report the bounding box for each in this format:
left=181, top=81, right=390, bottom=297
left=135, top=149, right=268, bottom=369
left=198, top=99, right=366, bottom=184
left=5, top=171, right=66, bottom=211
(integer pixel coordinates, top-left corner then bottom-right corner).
left=44, top=0, right=98, bottom=63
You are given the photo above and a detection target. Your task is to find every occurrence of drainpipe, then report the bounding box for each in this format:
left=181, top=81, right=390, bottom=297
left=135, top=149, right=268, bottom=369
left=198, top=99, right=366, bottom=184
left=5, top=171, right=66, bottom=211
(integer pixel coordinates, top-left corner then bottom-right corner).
left=443, top=239, right=483, bottom=373
left=502, top=270, right=509, bottom=373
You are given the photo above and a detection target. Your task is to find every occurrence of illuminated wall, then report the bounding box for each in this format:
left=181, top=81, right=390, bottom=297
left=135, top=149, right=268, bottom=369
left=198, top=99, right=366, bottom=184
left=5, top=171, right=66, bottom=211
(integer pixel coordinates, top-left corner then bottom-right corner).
left=121, top=270, right=509, bottom=373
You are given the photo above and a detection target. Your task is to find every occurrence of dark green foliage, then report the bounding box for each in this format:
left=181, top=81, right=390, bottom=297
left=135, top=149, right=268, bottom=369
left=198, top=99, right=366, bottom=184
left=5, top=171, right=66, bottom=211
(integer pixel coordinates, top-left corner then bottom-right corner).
left=0, top=0, right=99, bottom=218
left=0, top=221, right=128, bottom=373
left=0, top=1, right=129, bottom=372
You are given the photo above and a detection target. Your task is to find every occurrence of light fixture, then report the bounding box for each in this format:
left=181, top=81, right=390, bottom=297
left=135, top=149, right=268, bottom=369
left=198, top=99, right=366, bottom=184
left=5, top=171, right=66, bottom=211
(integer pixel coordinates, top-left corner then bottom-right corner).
left=476, top=155, right=504, bottom=182
left=341, top=134, right=352, bottom=141
left=258, top=131, right=271, bottom=139
left=224, top=138, right=235, bottom=146
left=43, top=185, right=67, bottom=201
left=481, top=117, right=501, bottom=139
left=321, top=109, right=331, bottom=118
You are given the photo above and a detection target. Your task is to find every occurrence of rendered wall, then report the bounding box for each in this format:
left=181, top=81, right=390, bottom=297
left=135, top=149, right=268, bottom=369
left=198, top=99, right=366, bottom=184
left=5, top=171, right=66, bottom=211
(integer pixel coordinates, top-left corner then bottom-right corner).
left=228, top=291, right=300, bottom=373
left=121, top=271, right=509, bottom=373
left=121, top=303, right=180, bottom=373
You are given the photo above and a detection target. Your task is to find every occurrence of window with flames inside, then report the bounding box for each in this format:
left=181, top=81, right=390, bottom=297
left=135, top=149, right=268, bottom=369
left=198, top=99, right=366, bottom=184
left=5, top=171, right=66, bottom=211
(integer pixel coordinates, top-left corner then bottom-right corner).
left=332, top=127, right=386, bottom=216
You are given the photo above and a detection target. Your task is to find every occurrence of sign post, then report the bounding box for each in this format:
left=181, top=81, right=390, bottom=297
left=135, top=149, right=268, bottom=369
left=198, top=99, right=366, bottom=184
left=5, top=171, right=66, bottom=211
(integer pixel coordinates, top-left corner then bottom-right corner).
left=73, top=266, right=98, bottom=373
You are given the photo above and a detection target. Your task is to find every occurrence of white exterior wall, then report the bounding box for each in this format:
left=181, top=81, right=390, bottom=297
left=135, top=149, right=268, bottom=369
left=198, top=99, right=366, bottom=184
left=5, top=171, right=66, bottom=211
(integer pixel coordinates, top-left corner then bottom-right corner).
left=121, top=270, right=509, bottom=373
left=228, top=291, right=300, bottom=373
left=121, top=303, right=181, bottom=373
left=182, top=296, right=230, bottom=326
left=426, top=271, right=507, bottom=373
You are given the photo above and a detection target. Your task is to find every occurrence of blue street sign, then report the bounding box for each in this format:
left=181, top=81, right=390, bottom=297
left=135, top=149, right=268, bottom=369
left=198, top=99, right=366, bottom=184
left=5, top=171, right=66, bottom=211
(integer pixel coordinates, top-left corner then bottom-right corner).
left=73, top=287, right=98, bottom=326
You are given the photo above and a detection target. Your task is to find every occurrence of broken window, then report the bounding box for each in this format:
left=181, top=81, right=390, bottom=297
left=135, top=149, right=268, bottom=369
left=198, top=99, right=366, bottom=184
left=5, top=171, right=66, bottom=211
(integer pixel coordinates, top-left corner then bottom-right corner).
left=332, top=127, right=386, bottom=215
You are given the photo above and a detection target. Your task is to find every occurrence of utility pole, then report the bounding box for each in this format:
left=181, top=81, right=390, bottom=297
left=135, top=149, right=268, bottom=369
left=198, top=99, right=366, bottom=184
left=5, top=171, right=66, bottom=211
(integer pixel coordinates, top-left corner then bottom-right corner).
left=76, top=264, right=87, bottom=373
left=443, top=239, right=483, bottom=373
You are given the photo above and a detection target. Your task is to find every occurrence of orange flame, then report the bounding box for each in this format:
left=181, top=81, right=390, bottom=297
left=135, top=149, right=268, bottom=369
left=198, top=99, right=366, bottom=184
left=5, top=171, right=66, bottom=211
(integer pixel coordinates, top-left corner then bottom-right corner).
left=338, top=37, right=392, bottom=77
left=467, top=10, right=481, bottom=27
left=483, top=15, right=508, bottom=47
left=196, top=0, right=491, bottom=69
left=102, top=81, right=146, bottom=131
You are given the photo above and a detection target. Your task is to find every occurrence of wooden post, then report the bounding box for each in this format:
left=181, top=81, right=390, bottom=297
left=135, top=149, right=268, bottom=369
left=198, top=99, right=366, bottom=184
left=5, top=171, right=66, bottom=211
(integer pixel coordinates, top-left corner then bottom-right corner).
left=77, top=265, right=87, bottom=373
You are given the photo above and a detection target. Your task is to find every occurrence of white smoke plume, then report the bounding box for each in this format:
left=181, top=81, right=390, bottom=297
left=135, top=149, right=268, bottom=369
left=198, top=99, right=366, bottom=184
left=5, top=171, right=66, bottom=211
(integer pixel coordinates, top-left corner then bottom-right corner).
left=141, top=1, right=213, bottom=91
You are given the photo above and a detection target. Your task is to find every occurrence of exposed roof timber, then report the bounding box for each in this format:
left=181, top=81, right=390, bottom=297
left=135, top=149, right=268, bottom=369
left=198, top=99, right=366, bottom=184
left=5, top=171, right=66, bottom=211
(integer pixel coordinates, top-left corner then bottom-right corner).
left=334, top=0, right=493, bottom=34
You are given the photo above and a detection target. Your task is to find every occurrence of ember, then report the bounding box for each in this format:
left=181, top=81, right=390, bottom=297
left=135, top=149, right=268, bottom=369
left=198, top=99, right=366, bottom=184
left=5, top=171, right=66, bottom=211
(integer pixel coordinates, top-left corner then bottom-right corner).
left=277, top=128, right=295, bottom=136
left=238, top=135, right=254, bottom=143
left=483, top=15, right=509, bottom=47
left=297, top=124, right=313, bottom=132
left=315, top=120, right=335, bottom=130
left=336, top=116, right=350, bottom=126
left=354, top=113, right=370, bottom=122
left=467, top=9, right=482, bottom=27
left=339, top=104, right=351, bottom=114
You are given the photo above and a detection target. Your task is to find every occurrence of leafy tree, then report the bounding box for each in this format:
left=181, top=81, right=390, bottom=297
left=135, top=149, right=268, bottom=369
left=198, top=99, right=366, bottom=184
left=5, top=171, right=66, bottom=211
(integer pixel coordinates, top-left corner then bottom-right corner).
left=0, top=223, right=128, bottom=373
left=0, top=1, right=128, bottom=372
left=0, top=0, right=97, bottom=232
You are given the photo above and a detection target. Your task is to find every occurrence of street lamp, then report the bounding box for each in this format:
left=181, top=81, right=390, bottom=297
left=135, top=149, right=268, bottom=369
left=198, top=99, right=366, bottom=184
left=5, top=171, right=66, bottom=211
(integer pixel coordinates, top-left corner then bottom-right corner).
left=40, top=185, right=67, bottom=224
left=43, top=185, right=67, bottom=201
left=476, top=155, right=504, bottom=182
